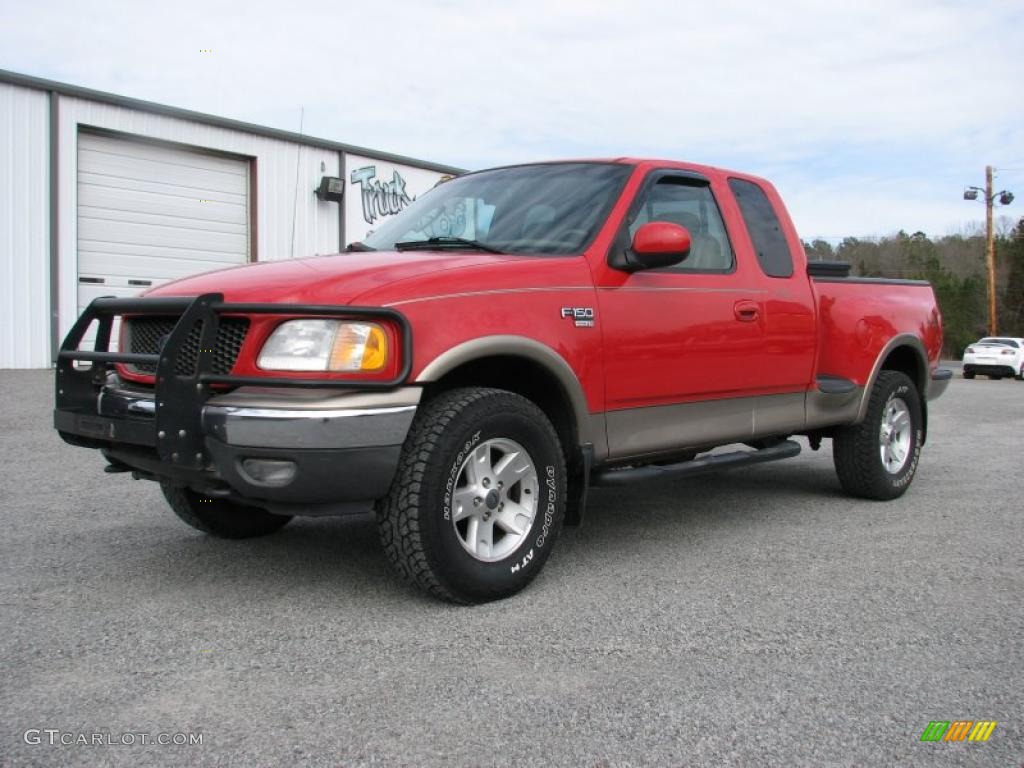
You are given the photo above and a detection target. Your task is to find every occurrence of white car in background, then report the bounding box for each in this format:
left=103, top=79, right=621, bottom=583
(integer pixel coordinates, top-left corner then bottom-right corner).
left=962, top=337, right=1024, bottom=380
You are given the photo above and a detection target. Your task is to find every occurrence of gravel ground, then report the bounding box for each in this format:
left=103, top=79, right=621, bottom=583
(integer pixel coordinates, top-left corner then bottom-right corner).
left=1, top=367, right=1021, bottom=768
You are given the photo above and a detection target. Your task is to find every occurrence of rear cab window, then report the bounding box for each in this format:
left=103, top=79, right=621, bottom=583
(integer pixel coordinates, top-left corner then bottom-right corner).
left=728, top=177, right=794, bottom=278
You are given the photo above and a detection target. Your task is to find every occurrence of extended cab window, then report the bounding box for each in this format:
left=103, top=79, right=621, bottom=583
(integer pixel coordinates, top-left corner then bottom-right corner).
left=728, top=178, right=793, bottom=278
left=624, top=177, right=734, bottom=272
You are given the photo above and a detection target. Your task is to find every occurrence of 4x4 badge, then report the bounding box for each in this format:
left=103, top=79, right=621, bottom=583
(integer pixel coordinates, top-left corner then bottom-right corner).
left=560, top=307, right=595, bottom=328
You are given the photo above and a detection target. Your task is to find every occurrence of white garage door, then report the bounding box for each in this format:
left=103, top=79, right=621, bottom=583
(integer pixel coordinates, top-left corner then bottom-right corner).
left=76, top=132, right=250, bottom=347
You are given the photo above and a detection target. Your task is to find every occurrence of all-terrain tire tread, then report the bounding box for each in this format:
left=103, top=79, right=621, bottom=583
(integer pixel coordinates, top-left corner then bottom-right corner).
left=376, top=387, right=562, bottom=603
left=832, top=370, right=920, bottom=500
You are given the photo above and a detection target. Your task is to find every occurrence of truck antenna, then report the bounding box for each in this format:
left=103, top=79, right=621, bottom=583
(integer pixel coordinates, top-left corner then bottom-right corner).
left=289, top=106, right=305, bottom=260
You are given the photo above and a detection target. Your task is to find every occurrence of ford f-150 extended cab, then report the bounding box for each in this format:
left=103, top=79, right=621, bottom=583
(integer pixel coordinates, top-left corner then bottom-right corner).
left=55, top=159, right=952, bottom=603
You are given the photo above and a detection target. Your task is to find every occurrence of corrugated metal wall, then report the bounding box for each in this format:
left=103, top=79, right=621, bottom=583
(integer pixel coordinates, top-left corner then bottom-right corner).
left=0, top=82, right=50, bottom=368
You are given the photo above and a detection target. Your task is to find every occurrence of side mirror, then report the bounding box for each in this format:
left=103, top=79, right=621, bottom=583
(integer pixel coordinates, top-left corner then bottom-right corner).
left=627, top=222, right=691, bottom=271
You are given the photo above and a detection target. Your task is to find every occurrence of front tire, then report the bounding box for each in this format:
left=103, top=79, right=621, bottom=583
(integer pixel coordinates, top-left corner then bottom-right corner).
left=160, top=484, right=292, bottom=538
left=963, top=370, right=975, bottom=379
left=377, top=387, right=566, bottom=604
left=832, top=371, right=923, bottom=500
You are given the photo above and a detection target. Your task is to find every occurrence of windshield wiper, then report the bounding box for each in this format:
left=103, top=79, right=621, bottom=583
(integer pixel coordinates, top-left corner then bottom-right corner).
left=394, top=237, right=505, bottom=254
left=345, top=241, right=376, bottom=252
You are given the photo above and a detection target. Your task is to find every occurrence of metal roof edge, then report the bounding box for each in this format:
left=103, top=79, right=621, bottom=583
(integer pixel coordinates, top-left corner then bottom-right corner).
left=0, top=68, right=467, bottom=176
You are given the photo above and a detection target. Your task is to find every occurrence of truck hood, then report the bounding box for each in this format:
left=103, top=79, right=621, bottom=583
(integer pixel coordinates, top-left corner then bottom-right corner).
left=144, top=251, right=523, bottom=304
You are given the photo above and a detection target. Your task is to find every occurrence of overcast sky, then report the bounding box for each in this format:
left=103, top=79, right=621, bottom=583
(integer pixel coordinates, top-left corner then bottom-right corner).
left=2, top=0, right=1022, bottom=241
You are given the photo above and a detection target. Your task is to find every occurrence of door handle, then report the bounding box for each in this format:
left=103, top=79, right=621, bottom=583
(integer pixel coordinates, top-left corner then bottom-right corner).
left=734, top=300, right=760, bottom=322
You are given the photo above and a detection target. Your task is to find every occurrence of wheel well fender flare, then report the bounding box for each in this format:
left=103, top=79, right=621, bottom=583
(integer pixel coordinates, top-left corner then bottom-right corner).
left=415, top=335, right=594, bottom=448
left=856, top=333, right=929, bottom=425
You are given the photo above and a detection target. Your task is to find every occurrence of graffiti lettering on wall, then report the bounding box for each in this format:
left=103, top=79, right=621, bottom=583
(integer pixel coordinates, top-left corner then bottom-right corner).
left=350, top=166, right=414, bottom=225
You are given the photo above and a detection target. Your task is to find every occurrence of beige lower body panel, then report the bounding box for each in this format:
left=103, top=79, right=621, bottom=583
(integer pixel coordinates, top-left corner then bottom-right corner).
left=606, top=393, right=788, bottom=459
left=804, top=387, right=863, bottom=430
left=603, top=389, right=865, bottom=461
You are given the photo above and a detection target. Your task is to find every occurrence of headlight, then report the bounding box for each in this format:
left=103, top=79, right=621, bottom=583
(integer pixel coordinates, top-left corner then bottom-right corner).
left=257, top=319, right=388, bottom=372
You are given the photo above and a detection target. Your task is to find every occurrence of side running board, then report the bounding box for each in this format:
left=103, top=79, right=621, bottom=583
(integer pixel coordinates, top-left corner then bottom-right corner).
left=590, top=439, right=802, bottom=487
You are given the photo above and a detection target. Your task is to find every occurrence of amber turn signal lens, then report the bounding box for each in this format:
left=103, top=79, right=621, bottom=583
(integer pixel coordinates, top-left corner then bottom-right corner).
left=328, top=322, right=388, bottom=372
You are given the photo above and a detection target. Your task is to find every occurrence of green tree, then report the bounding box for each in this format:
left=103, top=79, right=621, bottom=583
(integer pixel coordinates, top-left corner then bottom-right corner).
left=837, top=237, right=882, bottom=276
left=802, top=239, right=835, bottom=261
left=997, top=218, right=1024, bottom=335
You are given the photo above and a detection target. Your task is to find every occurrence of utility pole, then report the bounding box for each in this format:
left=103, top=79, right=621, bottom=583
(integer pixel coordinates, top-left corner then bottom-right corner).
left=985, top=165, right=996, bottom=335
left=964, top=169, right=1015, bottom=336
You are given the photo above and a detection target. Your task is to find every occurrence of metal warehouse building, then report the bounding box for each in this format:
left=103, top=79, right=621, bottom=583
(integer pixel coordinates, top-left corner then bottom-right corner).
left=0, top=69, right=461, bottom=368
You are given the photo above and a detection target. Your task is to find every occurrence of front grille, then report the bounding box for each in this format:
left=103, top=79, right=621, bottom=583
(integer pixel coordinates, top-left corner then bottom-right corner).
left=126, top=317, right=250, bottom=375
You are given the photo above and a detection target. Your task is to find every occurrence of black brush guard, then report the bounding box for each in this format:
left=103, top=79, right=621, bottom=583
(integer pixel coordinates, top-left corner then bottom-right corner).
left=55, top=292, right=413, bottom=471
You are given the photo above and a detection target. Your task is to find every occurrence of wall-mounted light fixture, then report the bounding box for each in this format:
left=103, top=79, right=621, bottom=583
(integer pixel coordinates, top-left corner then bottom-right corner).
left=315, top=176, right=344, bottom=202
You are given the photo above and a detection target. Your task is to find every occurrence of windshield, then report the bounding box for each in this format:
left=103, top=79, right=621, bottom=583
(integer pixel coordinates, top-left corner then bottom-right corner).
left=359, top=162, right=633, bottom=255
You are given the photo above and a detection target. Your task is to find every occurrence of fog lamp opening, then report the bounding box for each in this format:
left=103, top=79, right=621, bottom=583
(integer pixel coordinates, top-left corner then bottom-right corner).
left=240, top=458, right=297, bottom=486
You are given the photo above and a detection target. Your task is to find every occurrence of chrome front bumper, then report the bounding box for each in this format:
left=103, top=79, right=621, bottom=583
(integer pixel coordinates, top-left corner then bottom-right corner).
left=98, top=384, right=420, bottom=450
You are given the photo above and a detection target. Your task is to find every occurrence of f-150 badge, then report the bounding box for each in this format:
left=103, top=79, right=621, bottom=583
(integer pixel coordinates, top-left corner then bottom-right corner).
left=561, top=307, right=595, bottom=328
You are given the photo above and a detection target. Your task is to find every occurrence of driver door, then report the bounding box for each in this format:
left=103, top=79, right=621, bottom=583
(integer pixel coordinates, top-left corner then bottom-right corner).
left=594, top=172, right=765, bottom=458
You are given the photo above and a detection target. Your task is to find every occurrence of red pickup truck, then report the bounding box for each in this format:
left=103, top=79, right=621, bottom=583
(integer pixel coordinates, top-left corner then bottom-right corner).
left=55, top=159, right=952, bottom=603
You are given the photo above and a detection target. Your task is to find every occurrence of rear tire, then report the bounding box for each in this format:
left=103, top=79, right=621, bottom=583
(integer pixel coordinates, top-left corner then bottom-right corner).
left=160, top=484, right=292, bottom=538
left=963, top=371, right=975, bottom=379
left=1017, top=367, right=1024, bottom=381
left=832, top=371, right=923, bottom=500
left=377, top=387, right=566, bottom=604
